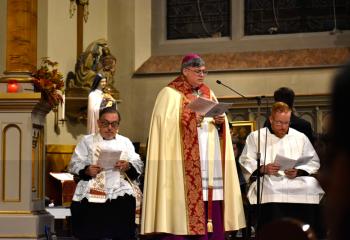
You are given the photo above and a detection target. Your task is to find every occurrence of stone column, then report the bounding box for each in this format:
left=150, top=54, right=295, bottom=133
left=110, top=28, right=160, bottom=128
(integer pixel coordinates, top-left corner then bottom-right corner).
left=0, top=0, right=54, bottom=239
left=2, top=0, right=37, bottom=92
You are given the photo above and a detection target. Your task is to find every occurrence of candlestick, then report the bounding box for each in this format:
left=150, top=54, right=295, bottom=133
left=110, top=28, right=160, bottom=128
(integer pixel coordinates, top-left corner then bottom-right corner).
left=62, top=94, right=65, bottom=120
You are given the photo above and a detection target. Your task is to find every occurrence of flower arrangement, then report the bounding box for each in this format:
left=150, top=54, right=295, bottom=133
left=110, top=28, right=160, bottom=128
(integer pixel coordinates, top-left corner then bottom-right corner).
left=32, top=57, right=64, bottom=108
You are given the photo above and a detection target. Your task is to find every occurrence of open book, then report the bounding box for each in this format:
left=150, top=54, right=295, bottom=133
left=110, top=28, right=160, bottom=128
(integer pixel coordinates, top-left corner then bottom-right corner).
left=187, top=97, right=231, bottom=117
left=274, top=154, right=313, bottom=171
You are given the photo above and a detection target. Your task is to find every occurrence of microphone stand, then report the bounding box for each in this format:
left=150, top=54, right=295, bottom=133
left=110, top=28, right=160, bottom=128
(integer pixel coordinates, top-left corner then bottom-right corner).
left=255, top=97, right=262, bottom=240
left=216, top=80, right=264, bottom=239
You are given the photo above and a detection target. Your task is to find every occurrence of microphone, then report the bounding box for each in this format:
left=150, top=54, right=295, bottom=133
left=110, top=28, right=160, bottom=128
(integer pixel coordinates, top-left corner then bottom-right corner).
left=216, top=80, right=265, bottom=101
left=216, top=80, right=247, bottom=99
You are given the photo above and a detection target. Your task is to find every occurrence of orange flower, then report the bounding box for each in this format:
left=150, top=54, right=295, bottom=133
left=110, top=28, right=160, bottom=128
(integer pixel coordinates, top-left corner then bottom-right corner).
left=32, top=57, right=64, bottom=108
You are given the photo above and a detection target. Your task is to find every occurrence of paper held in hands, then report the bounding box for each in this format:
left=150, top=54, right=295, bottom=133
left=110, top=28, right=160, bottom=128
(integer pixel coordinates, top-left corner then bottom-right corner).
left=97, top=149, right=122, bottom=170
left=274, top=154, right=313, bottom=171
left=186, top=97, right=232, bottom=117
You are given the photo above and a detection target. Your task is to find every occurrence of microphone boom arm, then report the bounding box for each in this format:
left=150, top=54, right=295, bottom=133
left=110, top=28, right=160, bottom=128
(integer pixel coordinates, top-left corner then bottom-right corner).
left=216, top=80, right=265, bottom=101
left=216, top=80, right=247, bottom=99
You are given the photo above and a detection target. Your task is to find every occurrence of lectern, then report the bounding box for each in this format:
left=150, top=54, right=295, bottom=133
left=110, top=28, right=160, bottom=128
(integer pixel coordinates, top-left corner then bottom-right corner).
left=0, top=93, right=54, bottom=239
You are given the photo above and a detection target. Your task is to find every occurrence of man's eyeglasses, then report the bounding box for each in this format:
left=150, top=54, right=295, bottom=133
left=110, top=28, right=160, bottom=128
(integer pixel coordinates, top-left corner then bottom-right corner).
left=100, top=120, right=119, bottom=128
left=186, top=68, right=208, bottom=76
left=272, top=120, right=290, bottom=126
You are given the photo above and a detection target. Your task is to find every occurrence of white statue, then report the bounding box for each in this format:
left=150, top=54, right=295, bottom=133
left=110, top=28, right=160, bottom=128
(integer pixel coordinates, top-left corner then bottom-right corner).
left=87, top=74, right=117, bottom=134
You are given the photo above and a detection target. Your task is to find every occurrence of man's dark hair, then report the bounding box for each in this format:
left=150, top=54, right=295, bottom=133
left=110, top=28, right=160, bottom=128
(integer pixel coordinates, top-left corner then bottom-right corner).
left=274, top=87, right=295, bottom=108
left=99, top=107, right=121, bottom=122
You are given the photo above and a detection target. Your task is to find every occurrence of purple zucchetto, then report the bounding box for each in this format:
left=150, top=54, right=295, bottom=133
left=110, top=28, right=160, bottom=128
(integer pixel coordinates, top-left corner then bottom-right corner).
left=181, top=53, right=205, bottom=71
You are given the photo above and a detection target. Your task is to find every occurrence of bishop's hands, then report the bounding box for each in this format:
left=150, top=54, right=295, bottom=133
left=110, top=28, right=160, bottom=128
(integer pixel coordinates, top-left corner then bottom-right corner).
left=213, top=114, right=225, bottom=125
left=196, top=114, right=204, bottom=127
left=196, top=114, right=225, bottom=127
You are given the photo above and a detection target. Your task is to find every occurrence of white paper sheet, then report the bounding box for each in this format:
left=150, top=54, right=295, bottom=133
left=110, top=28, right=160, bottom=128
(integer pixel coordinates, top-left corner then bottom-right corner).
left=187, top=97, right=231, bottom=117
left=294, top=155, right=314, bottom=167
left=274, top=154, right=313, bottom=170
left=205, top=103, right=231, bottom=117
left=97, top=149, right=122, bottom=170
left=274, top=154, right=296, bottom=170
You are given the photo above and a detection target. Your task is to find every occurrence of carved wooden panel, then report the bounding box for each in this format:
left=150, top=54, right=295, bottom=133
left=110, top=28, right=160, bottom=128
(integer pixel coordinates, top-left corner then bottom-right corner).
left=1, top=124, right=22, bottom=202
left=135, top=48, right=350, bottom=74
left=45, top=144, right=76, bottom=207
left=32, top=124, right=44, bottom=201
left=5, top=0, right=37, bottom=73
left=219, top=94, right=330, bottom=134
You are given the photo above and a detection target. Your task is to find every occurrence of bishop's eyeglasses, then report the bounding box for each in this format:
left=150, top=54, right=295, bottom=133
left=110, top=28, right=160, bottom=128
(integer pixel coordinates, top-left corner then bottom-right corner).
left=186, top=68, right=209, bottom=76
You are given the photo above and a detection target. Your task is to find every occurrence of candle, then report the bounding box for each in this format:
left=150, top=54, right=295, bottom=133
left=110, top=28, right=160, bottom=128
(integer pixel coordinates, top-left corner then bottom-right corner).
left=7, top=80, right=19, bottom=93
left=62, top=94, right=65, bottom=120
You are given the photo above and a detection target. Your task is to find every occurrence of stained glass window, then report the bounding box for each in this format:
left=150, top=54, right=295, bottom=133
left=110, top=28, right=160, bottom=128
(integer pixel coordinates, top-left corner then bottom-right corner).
left=167, top=0, right=231, bottom=39
left=245, top=0, right=350, bottom=35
